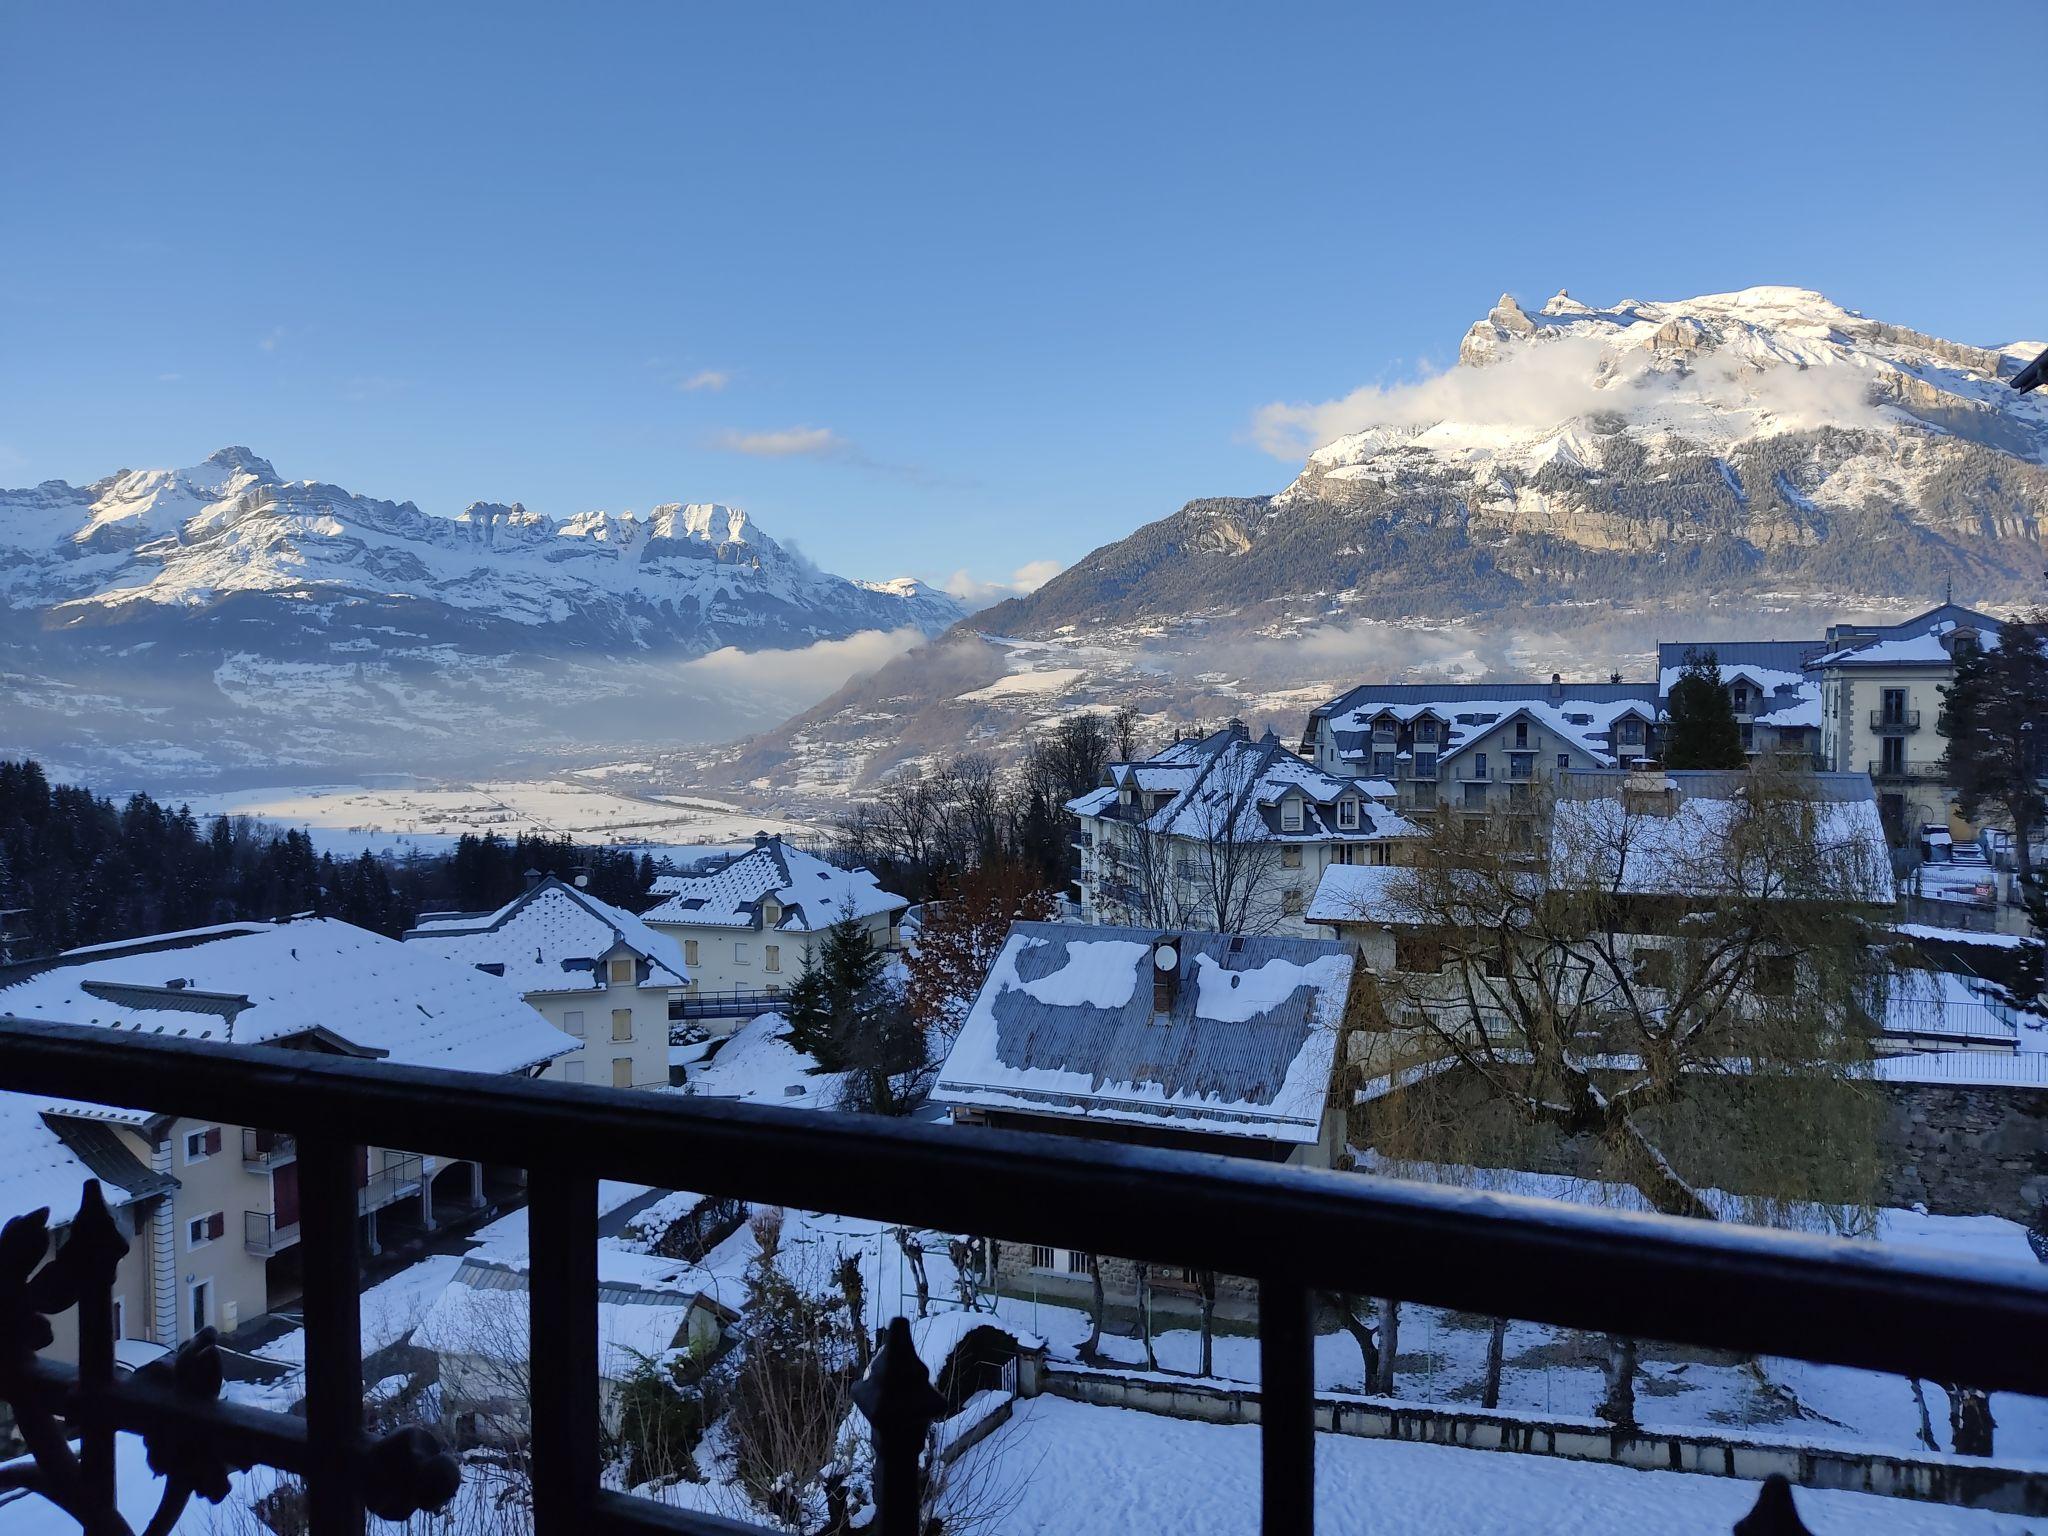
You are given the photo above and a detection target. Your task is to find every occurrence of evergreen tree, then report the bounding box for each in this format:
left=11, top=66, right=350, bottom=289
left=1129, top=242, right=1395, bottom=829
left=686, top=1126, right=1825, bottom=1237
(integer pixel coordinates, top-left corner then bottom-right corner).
left=1939, top=612, right=2048, bottom=886
left=1662, top=649, right=1745, bottom=769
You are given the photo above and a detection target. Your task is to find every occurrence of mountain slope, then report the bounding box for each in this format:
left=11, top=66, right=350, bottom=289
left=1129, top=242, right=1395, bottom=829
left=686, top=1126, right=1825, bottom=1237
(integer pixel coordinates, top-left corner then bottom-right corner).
left=982, top=288, right=2045, bottom=637
left=0, top=449, right=961, bottom=782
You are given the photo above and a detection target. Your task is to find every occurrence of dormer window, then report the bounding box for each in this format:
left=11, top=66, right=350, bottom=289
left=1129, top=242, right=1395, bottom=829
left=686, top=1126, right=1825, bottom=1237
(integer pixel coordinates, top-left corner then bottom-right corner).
left=607, top=955, right=636, bottom=985
left=1620, top=719, right=1643, bottom=745
left=762, top=899, right=782, bottom=927
left=1415, top=719, right=1438, bottom=743
left=1337, top=797, right=1360, bottom=831
left=1280, top=796, right=1304, bottom=833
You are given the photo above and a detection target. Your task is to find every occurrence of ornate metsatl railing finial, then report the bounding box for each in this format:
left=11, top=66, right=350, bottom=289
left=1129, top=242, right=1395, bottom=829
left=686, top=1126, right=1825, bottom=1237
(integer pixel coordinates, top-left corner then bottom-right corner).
left=852, top=1314, right=948, bottom=1536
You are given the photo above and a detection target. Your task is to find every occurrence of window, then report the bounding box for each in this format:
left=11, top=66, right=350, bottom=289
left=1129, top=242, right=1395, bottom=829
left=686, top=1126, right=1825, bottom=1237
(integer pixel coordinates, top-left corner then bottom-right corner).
left=1411, top=782, right=1437, bottom=810
left=562, top=1009, right=585, bottom=1038
left=1881, top=687, right=1907, bottom=725
left=734, top=941, right=750, bottom=964
left=112, top=1298, right=124, bottom=1341
left=564, top=1060, right=585, bottom=1084
left=683, top=939, right=699, bottom=967
left=612, top=1057, right=633, bottom=1088
left=1620, top=720, right=1643, bottom=745
left=1755, top=954, right=1797, bottom=998
left=1337, top=798, right=1360, bottom=830
left=1415, top=719, right=1438, bottom=743
left=1514, top=722, right=1528, bottom=747
left=1030, top=1245, right=1057, bottom=1270
left=1463, top=782, right=1487, bottom=809
left=1558, top=753, right=1571, bottom=770
left=611, top=1009, right=633, bottom=1042
left=608, top=955, right=636, bottom=984
left=1633, top=947, right=1674, bottom=989
left=186, top=1211, right=225, bottom=1250
left=1413, top=753, right=1437, bottom=780
left=1175, top=856, right=1199, bottom=882
left=1280, top=797, right=1303, bottom=832
left=1067, top=1251, right=1094, bottom=1276
left=1732, top=684, right=1751, bottom=714
left=1281, top=888, right=1304, bottom=916
left=757, top=943, right=778, bottom=975
left=1282, top=845, right=1302, bottom=869
left=183, top=1126, right=222, bottom=1163
left=189, top=1280, right=211, bottom=1339
left=1372, top=751, right=1396, bottom=776
left=763, top=900, right=782, bottom=926
left=1473, top=752, right=1487, bottom=778
left=1881, top=737, right=1905, bottom=776
left=1395, top=935, right=1443, bottom=974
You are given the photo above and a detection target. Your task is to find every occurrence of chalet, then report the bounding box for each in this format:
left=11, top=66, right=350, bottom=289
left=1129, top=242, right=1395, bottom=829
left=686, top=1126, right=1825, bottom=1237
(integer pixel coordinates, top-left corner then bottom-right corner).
left=1654, top=639, right=1825, bottom=762
left=640, top=834, right=906, bottom=1016
left=0, top=918, right=576, bottom=1355
left=405, top=874, right=686, bottom=1090
left=1068, top=724, right=1415, bottom=936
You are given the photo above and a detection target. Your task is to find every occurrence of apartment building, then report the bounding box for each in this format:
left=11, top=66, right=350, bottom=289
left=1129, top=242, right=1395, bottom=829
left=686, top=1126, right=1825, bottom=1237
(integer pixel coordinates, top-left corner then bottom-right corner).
left=0, top=918, right=576, bottom=1356
left=1653, top=639, right=1826, bottom=760
left=1811, top=602, right=2005, bottom=840
left=405, top=875, right=686, bottom=1089
left=640, top=834, right=906, bottom=1013
left=1067, top=724, right=1415, bottom=936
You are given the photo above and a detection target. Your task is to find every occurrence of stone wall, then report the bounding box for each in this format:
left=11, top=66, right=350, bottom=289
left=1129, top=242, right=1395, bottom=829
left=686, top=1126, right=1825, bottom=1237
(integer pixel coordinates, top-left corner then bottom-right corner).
left=1878, top=1083, right=2048, bottom=1222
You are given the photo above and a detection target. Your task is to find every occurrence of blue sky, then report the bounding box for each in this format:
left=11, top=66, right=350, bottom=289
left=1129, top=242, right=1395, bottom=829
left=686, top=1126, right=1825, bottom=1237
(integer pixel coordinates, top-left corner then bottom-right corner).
left=3, top=2, right=2042, bottom=597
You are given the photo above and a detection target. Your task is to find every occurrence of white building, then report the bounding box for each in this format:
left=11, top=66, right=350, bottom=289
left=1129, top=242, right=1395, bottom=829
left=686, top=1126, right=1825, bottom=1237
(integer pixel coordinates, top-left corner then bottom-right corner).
left=405, top=876, right=686, bottom=1090
left=640, top=834, right=907, bottom=1010
left=1067, top=724, right=1415, bottom=936
left=0, top=917, right=576, bottom=1356
left=1810, top=602, right=2005, bottom=841
left=1653, top=640, right=1825, bottom=762
left=1297, top=681, right=1663, bottom=817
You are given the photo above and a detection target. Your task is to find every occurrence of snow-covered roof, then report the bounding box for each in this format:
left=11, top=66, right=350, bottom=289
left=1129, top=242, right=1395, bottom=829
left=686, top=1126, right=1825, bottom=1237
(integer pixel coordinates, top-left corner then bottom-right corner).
left=0, top=1094, right=176, bottom=1229
left=641, top=837, right=906, bottom=933
left=1323, top=692, right=1657, bottom=770
left=1070, top=728, right=1416, bottom=845
left=1812, top=605, right=2004, bottom=669
left=1549, top=773, right=1894, bottom=904
left=404, top=877, right=685, bottom=995
left=414, top=1256, right=709, bottom=1383
left=935, top=922, right=1354, bottom=1144
left=0, top=918, right=576, bottom=1075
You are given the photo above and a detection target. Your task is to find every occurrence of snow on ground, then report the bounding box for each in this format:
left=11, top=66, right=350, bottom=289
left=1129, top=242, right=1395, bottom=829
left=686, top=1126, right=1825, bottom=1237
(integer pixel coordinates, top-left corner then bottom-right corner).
left=163, top=777, right=813, bottom=856
left=956, top=666, right=1089, bottom=702
left=943, top=1397, right=2039, bottom=1536
left=243, top=1251, right=464, bottom=1379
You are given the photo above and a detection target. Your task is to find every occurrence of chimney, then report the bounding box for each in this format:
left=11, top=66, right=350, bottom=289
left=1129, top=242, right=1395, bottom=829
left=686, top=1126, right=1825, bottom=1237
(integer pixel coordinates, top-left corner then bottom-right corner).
left=522, top=867, right=544, bottom=891
left=1622, top=760, right=1676, bottom=815
left=1151, top=935, right=1181, bottom=1017
left=754, top=830, right=773, bottom=850
left=1227, top=717, right=1249, bottom=741
left=1549, top=672, right=1563, bottom=701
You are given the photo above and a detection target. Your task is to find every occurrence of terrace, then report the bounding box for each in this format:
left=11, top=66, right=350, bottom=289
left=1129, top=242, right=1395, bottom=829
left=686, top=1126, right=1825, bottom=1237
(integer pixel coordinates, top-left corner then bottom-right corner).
left=3, top=1016, right=2047, bottom=1536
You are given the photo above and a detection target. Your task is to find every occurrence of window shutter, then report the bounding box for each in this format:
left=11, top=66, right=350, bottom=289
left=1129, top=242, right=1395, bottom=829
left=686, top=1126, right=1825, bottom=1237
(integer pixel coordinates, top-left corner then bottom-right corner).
left=204, top=1127, right=222, bottom=1157
left=208, top=1211, right=225, bottom=1241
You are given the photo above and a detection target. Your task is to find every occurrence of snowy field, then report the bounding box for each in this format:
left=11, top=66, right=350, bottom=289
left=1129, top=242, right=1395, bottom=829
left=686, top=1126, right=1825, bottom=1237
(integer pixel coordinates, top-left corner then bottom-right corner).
left=162, top=776, right=814, bottom=857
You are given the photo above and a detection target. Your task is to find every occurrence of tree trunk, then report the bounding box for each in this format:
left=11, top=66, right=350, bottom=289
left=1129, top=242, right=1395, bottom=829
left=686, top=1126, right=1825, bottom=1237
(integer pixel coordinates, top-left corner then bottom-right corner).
left=1371, top=1298, right=1399, bottom=1396
left=1598, top=1335, right=1638, bottom=1429
left=1909, top=1379, right=1941, bottom=1452
left=1331, top=1294, right=1377, bottom=1389
left=1947, top=1386, right=1996, bottom=1457
left=1135, top=1263, right=1157, bottom=1372
left=1482, top=1316, right=1508, bottom=1410
left=898, top=1230, right=931, bottom=1318
left=1197, top=1272, right=1218, bottom=1378
left=1083, top=1257, right=1105, bottom=1362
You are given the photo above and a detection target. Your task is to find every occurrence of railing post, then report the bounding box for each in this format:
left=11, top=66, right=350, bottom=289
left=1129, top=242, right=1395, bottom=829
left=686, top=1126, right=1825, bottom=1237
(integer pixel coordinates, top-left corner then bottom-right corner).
left=529, top=1169, right=599, bottom=1533
left=298, top=1136, right=365, bottom=1536
left=1259, top=1279, right=1314, bottom=1536
left=852, top=1315, right=946, bottom=1536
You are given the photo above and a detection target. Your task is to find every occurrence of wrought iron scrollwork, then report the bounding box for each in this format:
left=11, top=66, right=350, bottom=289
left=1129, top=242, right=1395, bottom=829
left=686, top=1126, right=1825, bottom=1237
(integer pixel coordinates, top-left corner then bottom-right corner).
left=0, top=1179, right=459, bottom=1533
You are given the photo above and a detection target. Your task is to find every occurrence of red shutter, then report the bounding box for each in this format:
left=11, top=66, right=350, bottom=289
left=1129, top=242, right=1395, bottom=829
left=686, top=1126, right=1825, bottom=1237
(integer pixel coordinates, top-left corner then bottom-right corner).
left=207, top=1211, right=225, bottom=1241
left=273, top=1163, right=300, bottom=1229
left=204, top=1127, right=223, bottom=1157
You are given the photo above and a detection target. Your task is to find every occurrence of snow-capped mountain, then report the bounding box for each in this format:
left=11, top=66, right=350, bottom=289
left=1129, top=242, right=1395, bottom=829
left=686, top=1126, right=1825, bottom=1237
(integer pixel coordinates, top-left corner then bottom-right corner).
left=0, top=447, right=962, bottom=646
left=676, top=288, right=2046, bottom=811
left=984, top=287, right=2045, bottom=636
left=0, top=449, right=962, bottom=782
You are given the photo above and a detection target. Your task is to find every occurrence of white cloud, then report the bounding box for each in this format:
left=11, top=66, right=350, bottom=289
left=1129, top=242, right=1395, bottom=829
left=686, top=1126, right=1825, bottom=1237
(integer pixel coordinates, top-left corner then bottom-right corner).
left=677, top=369, right=730, bottom=393
left=1249, top=333, right=1888, bottom=460
left=709, top=425, right=851, bottom=459
left=258, top=326, right=286, bottom=353
left=669, top=626, right=924, bottom=704
left=937, top=558, right=1066, bottom=612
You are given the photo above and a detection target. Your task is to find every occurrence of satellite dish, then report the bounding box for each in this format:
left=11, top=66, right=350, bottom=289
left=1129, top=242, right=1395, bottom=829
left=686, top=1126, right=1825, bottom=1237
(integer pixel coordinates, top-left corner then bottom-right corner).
left=1154, top=944, right=1178, bottom=972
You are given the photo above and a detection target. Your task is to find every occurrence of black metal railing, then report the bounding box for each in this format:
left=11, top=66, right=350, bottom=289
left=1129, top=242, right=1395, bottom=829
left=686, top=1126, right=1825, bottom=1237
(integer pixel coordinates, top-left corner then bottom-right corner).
left=668, top=987, right=786, bottom=1021
left=1870, top=708, right=1922, bottom=733
left=243, top=1207, right=302, bottom=1255
left=4, top=1016, right=2048, bottom=1536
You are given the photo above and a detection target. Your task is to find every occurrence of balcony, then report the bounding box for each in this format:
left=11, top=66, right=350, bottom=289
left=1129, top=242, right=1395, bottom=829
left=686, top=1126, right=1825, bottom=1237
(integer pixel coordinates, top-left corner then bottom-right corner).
left=4, top=1017, right=2047, bottom=1536
left=1867, top=757, right=1919, bottom=783
left=243, top=1207, right=301, bottom=1255
left=1870, top=708, right=1921, bottom=734
left=1403, top=757, right=1439, bottom=781
left=242, top=1127, right=296, bottom=1168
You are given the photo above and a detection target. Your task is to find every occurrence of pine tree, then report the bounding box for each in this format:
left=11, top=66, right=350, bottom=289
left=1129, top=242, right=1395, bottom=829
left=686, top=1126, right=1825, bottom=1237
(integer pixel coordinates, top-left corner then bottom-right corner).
left=1938, top=612, right=2048, bottom=886
left=1663, top=649, right=1745, bottom=769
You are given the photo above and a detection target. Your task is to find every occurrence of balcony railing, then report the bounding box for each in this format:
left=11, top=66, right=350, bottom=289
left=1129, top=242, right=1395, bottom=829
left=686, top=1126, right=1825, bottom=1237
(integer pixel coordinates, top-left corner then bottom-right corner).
left=4, top=1016, right=2048, bottom=1536
left=242, top=1127, right=296, bottom=1167
left=244, top=1207, right=302, bottom=1255
left=1867, top=757, right=1918, bottom=782
left=1870, top=709, right=1922, bottom=734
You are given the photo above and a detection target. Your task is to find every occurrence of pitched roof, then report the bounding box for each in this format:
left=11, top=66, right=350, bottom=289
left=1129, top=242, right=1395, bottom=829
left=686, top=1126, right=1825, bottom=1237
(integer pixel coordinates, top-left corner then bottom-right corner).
left=934, top=921, right=1354, bottom=1144
left=1813, top=604, right=2005, bottom=668
left=641, top=838, right=906, bottom=933
left=404, top=877, right=686, bottom=994
left=0, top=917, right=575, bottom=1075
left=1319, top=691, right=1658, bottom=769
left=1070, top=728, right=1415, bottom=845
left=0, top=1094, right=174, bottom=1229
